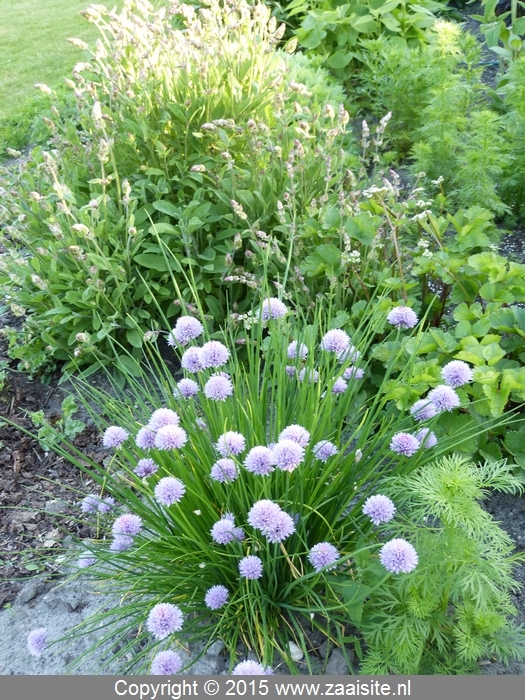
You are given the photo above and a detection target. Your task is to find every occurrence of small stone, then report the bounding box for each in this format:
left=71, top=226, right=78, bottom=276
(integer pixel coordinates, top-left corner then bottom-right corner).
left=45, top=499, right=69, bottom=514
left=317, top=640, right=330, bottom=659
left=288, top=641, right=304, bottom=661
left=324, top=649, right=351, bottom=675
left=205, top=640, right=224, bottom=656
left=15, top=580, right=42, bottom=605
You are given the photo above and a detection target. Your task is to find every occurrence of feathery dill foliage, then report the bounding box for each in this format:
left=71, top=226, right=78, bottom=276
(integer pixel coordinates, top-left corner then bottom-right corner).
left=359, top=455, right=525, bottom=674
left=30, top=295, right=521, bottom=674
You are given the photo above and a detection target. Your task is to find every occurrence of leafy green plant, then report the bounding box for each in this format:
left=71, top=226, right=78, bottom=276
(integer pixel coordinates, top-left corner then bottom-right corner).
left=473, top=0, right=525, bottom=79
left=291, top=0, right=448, bottom=73
left=0, top=0, right=356, bottom=378
left=25, top=291, right=518, bottom=674
left=29, top=395, right=86, bottom=451
left=358, top=454, right=525, bottom=674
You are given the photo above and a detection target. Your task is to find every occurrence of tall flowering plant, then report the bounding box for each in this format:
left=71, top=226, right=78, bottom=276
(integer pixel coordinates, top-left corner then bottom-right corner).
left=33, top=298, right=493, bottom=674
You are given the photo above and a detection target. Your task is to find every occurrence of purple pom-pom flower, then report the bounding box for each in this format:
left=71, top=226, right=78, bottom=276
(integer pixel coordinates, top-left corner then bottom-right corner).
left=409, top=399, right=437, bottom=422
left=232, top=660, right=274, bottom=675
left=441, top=360, right=473, bottom=388
left=168, top=316, right=204, bottom=347
left=238, top=555, right=263, bottom=579
left=244, top=446, right=275, bottom=476
left=287, top=341, right=308, bottom=360
left=387, top=306, right=418, bottom=329
left=81, top=494, right=100, bottom=514
left=216, top=431, right=246, bottom=457
left=321, top=329, right=350, bottom=354
left=211, top=517, right=245, bottom=545
left=379, top=538, right=418, bottom=574
left=147, top=603, right=184, bottom=640
left=102, top=426, right=129, bottom=448
left=180, top=346, right=203, bottom=373
left=110, top=535, right=133, bottom=552
left=260, top=298, right=288, bottom=320
left=278, top=424, right=310, bottom=447
left=174, top=378, right=199, bottom=399
left=415, top=428, right=438, bottom=448
left=154, top=425, right=188, bottom=450
left=204, top=375, right=233, bottom=401
left=27, top=628, right=48, bottom=657
left=155, top=477, right=186, bottom=506
left=272, top=439, right=305, bottom=472
left=134, top=458, right=158, bottom=478
left=343, top=366, right=364, bottom=380
left=112, top=513, right=142, bottom=537
left=205, top=585, right=229, bottom=610
left=148, top=408, right=180, bottom=431
left=151, top=650, right=183, bottom=675
left=210, top=458, right=239, bottom=483
left=136, top=426, right=156, bottom=450
left=313, top=440, right=338, bottom=462
left=362, top=495, right=396, bottom=526
left=199, top=340, right=230, bottom=369
left=308, top=542, right=339, bottom=572
left=389, top=432, right=420, bottom=457
left=428, top=385, right=461, bottom=412
left=332, top=377, right=348, bottom=394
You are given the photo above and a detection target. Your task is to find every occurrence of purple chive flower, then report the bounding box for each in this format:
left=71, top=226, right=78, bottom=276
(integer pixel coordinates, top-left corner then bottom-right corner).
left=343, top=366, right=365, bottom=380
left=313, top=440, right=338, bottom=462
left=210, top=458, right=239, bottom=483
left=308, top=542, right=339, bottom=572
left=338, top=345, right=361, bottom=364
left=409, top=399, right=437, bottom=422
left=204, top=375, right=233, bottom=401
left=260, top=298, right=288, bottom=320
left=321, top=329, right=350, bottom=354
left=264, top=511, right=296, bottom=543
left=168, top=316, right=204, bottom=347
left=247, top=500, right=283, bottom=531
left=441, top=360, right=473, bottom=388
left=147, top=603, right=184, bottom=640
left=112, top=513, right=142, bottom=537
left=134, top=457, right=159, bottom=478
left=297, top=368, right=319, bottom=383
left=180, top=346, right=203, bottom=373
left=27, top=628, right=48, bottom=657
left=81, top=494, right=100, bottom=514
left=211, top=517, right=245, bottom=545
left=232, top=660, right=274, bottom=675
left=390, top=432, right=420, bottom=457
left=155, top=477, right=186, bottom=506
left=98, top=496, right=116, bottom=513
left=332, top=377, right=348, bottom=394
left=428, top=385, right=461, bottom=412
left=77, top=554, right=96, bottom=568
left=244, top=446, right=275, bottom=476
left=216, top=431, right=246, bottom=457
left=272, top=439, right=305, bottom=472
left=151, top=650, right=183, bottom=675
left=238, top=555, right=263, bottom=579
left=285, top=365, right=296, bottom=377
left=287, top=340, right=308, bottom=360
left=362, top=495, right=396, bottom=526
left=110, top=535, right=133, bottom=552
left=205, top=585, right=229, bottom=610
left=415, top=428, right=438, bottom=448
left=199, top=340, right=230, bottom=369
left=154, top=424, right=188, bottom=450
left=174, top=378, right=199, bottom=399
left=380, top=538, right=418, bottom=574
left=148, top=408, right=180, bottom=431
left=102, top=426, right=129, bottom=448
left=279, top=424, right=310, bottom=447
left=136, top=426, right=156, bottom=450
left=387, top=306, right=419, bottom=329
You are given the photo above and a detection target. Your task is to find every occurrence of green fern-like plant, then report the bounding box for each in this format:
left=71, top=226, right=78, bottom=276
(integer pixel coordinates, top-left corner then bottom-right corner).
left=358, top=455, right=525, bottom=674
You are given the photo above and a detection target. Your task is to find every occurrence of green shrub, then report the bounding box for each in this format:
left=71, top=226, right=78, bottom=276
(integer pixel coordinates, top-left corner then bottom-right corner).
left=359, top=454, right=525, bottom=674
left=0, top=0, right=356, bottom=378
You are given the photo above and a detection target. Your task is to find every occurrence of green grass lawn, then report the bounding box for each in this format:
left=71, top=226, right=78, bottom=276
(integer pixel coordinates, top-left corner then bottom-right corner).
left=0, top=0, right=121, bottom=121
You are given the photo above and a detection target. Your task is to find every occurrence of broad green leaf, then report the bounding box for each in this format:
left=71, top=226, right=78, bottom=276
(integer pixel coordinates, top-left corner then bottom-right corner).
left=126, top=329, right=142, bottom=348
left=133, top=254, right=168, bottom=272
left=152, top=200, right=180, bottom=218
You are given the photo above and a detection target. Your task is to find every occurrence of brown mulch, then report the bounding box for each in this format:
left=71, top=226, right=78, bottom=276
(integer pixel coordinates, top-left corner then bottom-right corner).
left=0, top=371, right=106, bottom=608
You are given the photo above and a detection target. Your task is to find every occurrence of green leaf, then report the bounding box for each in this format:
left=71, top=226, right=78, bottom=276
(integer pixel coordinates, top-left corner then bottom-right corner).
left=316, top=243, right=341, bottom=268
left=152, top=200, right=180, bottom=218
left=126, top=329, right=143, bottom=348
left=133, top=254, right=168, bottom=272
left=504, top=430, right=525, bottom=455
left=327, top=51, right=352, bottom=69
left=116, top=354, right=142, bottom=378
